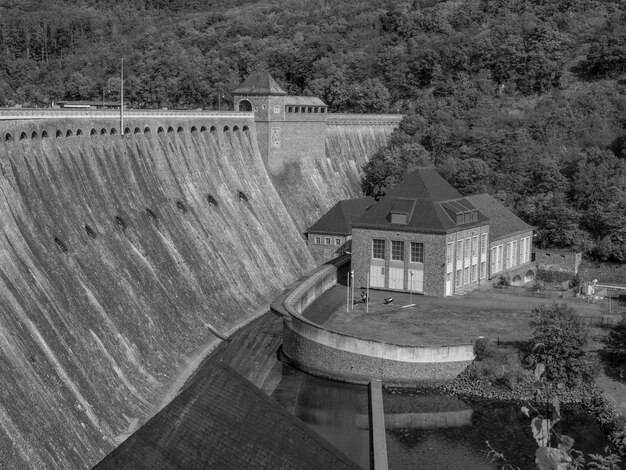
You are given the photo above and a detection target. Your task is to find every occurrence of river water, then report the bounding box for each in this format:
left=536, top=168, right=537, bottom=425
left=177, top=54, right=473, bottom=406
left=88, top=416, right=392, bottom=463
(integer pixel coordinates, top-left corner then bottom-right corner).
left=270, top=361, right=618, bottom=470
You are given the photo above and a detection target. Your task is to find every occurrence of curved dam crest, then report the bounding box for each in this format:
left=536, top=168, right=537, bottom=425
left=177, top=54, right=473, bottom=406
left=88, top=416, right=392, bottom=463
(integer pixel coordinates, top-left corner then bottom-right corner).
left=0, top=113, right=394, bottom=469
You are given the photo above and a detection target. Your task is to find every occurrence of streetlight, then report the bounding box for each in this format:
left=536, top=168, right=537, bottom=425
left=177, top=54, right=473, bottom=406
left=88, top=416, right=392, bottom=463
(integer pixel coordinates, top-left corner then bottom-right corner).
left=409, top=271, right=413, bottom=308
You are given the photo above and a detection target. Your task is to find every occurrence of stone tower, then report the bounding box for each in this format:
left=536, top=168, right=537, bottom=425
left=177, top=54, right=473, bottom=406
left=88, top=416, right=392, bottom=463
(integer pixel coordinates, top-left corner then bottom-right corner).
left=232, top=71, right=328, bottom=174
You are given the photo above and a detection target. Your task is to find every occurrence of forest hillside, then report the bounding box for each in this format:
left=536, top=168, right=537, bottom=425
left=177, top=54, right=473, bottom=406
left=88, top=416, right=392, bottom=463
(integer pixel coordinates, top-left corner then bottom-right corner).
left=1, top=0, right=625, bottom=259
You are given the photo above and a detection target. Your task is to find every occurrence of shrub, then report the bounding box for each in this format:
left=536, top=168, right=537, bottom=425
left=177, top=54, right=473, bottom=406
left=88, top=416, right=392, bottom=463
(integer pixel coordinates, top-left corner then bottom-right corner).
left=526, top=303, right=596, bottom=386
left=471, top=339, right=525, bottom=389
left=605, top=313, right=626, bottom=377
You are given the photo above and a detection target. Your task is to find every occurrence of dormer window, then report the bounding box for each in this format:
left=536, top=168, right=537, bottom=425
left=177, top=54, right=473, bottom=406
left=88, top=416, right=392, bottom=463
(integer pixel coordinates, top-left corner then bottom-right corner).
left=389, top=198, right=416, bottom=225
left=456, top=213, right=464, bottom=224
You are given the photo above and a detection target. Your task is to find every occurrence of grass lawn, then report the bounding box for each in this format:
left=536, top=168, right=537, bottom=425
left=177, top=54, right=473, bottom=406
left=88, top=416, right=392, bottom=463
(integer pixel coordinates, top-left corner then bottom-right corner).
left=320, top=286, right=606, bottom=347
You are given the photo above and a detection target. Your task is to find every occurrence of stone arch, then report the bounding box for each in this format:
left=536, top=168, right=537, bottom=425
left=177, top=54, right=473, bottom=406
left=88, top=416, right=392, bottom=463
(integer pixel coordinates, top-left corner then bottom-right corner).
left=191, top=126, right=198, bottom=134
left=5, top=133, right=13, bottom=142
left=157, top=127, right=164, bottom=134
left=200, top=126, right=207, bottom=133
left=56, top=130, right=63, bottom=138
left=31, top=131, right=38, bottom=139
left=66, top=129, right=73, bottom=137
left=242, top=125, right=249, bottom=133
left=177, top=126, right=184, bottom=133
left=41, top=130, right=48, bottom=138
left=223, top=126, right=230, bottom=132
left=525, top=270, right=535, bottom=283
left=167, top=126, right=174, bottom=134
left=233, top=125, right=239, bottom=132
left=110, top=128, right=117, bottom=135
left=76, top=129, right=83, bottom=136
left=511, top=274, right=523, bottom=286
left=124, top=127, right=131, bottom=135
left=90, top=129, right=97, bottom=136
left=134, top=127, right=141, bottom=134
left=20, top=131, right=28, bottom=140
left=101, top=128, right=108, bottom=135
left=210, top=126, right=217, bottom=134
left=144, top=127, right=151, bottom=134
left=238, top=99, right=253, bottom=112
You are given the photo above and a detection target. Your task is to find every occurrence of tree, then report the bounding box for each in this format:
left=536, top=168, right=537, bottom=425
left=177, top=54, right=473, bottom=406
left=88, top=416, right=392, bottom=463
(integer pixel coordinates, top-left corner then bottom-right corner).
left=527, top=304, right=595, bottom=386
left=606, top=314, right=626, bottom=378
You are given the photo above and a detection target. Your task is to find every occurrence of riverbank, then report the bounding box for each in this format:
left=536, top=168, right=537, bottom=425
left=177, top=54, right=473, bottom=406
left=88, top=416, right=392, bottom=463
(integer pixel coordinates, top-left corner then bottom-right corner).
left=437, top=366, right=626, bottom=457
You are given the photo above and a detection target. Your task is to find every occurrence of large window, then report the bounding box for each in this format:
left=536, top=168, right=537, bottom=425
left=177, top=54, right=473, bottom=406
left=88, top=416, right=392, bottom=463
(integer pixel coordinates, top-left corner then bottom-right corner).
left=496, top=245, right=503, bottom=272
left=456, top=268, right=462, bottom=287
left=472, top=236, right=478, bottom=257
left=335, top=238, right=341, bottom=246
left=471, top=265, right=477, bottom=282
left=464, top=238, right=471, bottom=259
left=410, top=242, right=424, bottom=263
left=457, top=240, right=463, bottom=260
left=464, top=267, right=470, bottom=285
left=490, top=247, right=496, bottom=274
left=446, top=242, right=453, bottom=264
left=314, top=236, right=321, bottom=244
left=325, top=237, right=331, bottom=245
left=480, top=261, right=486, bottom=279
left=512, top=240, right=518, bottom=267
left=481, top=233, right=487, bottom=254
left=391, top=241, right=404, bottom=261
left=504, top=243, right=511, bottom=269
left=372, top=239, right=386, bottom=259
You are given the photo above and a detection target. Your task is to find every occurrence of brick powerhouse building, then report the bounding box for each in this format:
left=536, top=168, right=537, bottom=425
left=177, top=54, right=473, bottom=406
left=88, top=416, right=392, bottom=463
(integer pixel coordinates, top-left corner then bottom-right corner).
left=349, top=168, right=534, bottom=297
left=305, top=197, right=374, bottom=265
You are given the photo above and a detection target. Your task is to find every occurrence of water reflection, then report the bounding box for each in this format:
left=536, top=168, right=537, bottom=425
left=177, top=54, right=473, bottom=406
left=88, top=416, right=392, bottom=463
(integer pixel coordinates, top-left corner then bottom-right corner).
left=270, top=362, right=618, bottom=470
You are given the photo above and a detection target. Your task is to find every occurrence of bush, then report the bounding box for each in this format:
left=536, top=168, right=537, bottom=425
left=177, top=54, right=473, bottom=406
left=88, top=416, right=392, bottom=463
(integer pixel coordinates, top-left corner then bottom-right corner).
left=605, top=314, right=626, bottom=377
left=526, top=303, right=596, bottom=386
left=536, top=269, right=573, bottom=284
left=471, top=339, right=525, bottom=389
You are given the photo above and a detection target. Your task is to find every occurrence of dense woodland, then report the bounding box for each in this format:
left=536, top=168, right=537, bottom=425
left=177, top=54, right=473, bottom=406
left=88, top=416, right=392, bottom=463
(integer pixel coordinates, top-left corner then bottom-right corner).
left=0, top=0, right=624, bottom=260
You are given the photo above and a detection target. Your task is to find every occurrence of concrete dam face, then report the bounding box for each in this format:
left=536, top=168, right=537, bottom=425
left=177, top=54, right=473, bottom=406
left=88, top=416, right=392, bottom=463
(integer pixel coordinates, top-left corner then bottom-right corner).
left=0, top=113, right=395, bottom=469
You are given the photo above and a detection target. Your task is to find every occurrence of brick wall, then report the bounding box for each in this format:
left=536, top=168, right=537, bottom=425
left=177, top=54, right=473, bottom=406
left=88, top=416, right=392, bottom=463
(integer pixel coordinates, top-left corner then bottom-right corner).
left=534, top=249, right=582, bottom=275
left=307, top=233, right=349, bottom=266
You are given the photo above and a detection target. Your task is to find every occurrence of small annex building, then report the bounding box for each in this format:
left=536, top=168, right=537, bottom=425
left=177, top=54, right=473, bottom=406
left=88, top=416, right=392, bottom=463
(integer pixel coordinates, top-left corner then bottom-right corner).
left=309, top=168, right=534, bottom=297
left=305, top=197, right=375, bottom=265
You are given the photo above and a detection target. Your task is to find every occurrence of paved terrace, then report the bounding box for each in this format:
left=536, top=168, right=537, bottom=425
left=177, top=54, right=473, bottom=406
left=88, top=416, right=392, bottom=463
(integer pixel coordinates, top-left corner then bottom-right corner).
left=303, top=285, right=608, bottom=347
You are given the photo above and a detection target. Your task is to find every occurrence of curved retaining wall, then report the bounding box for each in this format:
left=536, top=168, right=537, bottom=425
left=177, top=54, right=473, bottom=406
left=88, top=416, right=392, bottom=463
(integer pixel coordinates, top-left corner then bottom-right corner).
left=273, top=256, right=474, bottom=386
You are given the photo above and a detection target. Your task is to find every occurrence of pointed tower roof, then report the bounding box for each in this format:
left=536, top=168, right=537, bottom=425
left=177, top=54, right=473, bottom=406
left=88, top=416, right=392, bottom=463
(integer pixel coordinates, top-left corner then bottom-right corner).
left=385, top=167, right=462, bottom=202
left=233, top=71, right=288, bottom=96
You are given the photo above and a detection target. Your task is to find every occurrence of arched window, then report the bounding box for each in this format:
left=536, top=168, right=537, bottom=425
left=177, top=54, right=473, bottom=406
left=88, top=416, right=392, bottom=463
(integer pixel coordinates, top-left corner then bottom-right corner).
left=233, top=126, right=239, bottom=132
left=223, top=126, right=230, bottom=132
left=238, top=99, right=252, bottom=112
left=144, top=127, right=151, bottom=134
left=31, top=131, right=38, bottom=139
left=124, top=127, right=131, bottom=135
left=56, top=130, right=63, bottom=138
left=157, top=127, right=164, bottom=134
left=90, top=129, right=97, bottom=136
left=177, top=126, right=184, bottom=133
left=20, top=132, right=28, bottom=140
left=111, top=128, right=117, bottom=135
left=5, top=133, right=13, bottom=142
left=134, top=127, right=141, bottom=134
left=167, top=126, right=174, bottom=134
left=66, top=130, right=74, bottom=137
left=41, top=131, right=48, bottom=138
left=200, top=126, right=207, bottom=133
left=210, top=126, right=217, bottom=134
left=76, top=129, right=83, bottom=136
left=101, top=128, right=108, bottom=135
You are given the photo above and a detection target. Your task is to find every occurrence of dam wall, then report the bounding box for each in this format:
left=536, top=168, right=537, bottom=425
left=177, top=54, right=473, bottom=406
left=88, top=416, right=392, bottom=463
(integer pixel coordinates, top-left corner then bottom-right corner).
left=0, top=113, right=314, bottom=469
left=270, top=114, right=401, bottom=232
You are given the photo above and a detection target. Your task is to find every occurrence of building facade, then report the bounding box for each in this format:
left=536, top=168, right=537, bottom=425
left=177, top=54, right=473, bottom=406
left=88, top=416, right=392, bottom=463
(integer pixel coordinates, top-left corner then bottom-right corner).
left=343, top=169, right=534, bottom=297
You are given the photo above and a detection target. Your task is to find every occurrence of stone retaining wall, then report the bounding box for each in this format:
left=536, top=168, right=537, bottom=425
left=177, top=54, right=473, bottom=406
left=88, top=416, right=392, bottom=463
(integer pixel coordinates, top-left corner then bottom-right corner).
left=273, top=255, right=474, bottom=386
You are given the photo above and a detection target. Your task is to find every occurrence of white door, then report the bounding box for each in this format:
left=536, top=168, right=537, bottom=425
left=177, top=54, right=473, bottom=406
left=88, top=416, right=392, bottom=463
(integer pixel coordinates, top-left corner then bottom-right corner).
left=389, top=267, right=404, bottom=290
left=445, top=272, right=451, bottom=296
left=408, top=269, right=423, bottom=293
left=370, top=265, right=385, bottom=288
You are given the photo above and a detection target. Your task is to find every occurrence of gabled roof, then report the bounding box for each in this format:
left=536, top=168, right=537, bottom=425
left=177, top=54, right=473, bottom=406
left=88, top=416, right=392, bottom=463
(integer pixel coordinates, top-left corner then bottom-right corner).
left=233, top=71, right=288, bottom=96
left=93, top=360, right=360, bottom=470
left=306, top=197, right=375, bottom=236
left=285, top=96, right=327, bottom=107
left=465, top=193, right=533, bottom=241
left=352, top=168, right=488, bottom=234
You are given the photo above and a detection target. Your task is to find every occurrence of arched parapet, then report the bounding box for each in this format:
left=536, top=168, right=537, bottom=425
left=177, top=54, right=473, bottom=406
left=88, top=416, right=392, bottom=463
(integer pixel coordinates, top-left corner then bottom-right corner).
left=325, top=113, right=404, bottom=127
